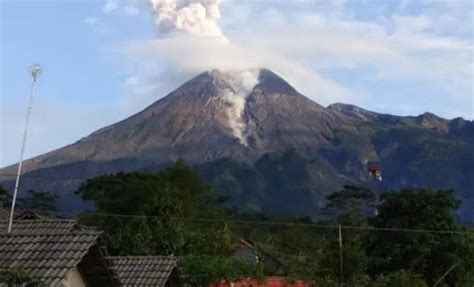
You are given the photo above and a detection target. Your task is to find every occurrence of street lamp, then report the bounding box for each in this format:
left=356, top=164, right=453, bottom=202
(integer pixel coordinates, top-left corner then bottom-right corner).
left=7, top=64, right=43, bottom=233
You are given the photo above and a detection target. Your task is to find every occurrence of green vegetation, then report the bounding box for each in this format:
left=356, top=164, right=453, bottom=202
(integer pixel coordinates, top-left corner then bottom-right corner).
left=0, top=186, right=11, bottom=208
left=0, top=268, right=45, bottom=287
left=75, top=162, right=474, bottom=285
left=180, top=255, right=264, bottom=286
left=76, top=161, right=256, bottom=284
left=0, top=185, right=56, bottom=214
left=366, top=188, right=474, bottom=285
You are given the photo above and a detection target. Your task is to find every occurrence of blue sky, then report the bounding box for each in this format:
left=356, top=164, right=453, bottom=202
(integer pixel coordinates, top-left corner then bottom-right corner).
left=1, top=0, right=473, bottom=166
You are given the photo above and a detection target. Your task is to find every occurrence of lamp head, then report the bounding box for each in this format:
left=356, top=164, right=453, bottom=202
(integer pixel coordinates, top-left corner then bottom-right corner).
left=29, top=64, right=42, bottom=81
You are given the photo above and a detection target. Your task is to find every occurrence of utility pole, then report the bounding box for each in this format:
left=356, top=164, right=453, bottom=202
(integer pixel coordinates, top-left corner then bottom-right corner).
left=7, top=64, right=42, bottom=233
left=338, top=224, right=343, bottom=287
left=368, top=167, right=382, bottom=216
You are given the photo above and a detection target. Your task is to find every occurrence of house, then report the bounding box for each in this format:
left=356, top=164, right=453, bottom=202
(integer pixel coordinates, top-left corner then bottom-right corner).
left=230, top=239, right=285, bottom=275
left=0, top=208, right=52, bottom=221
left=107, top=256, right=181, bottom=287
left=0, top=219, right=119, bottom=286
left=14, top=209, right=55, bottom=220
left=212, top=277, right=311, bottom=287
left=229, top=239, right=260, bottom=265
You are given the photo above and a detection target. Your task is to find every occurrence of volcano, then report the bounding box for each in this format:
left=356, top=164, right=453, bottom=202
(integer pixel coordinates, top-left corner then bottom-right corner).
left=1, top=69, right=473, bottom=221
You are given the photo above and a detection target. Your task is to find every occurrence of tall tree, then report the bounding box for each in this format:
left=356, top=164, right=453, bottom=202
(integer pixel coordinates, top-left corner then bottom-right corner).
left=76, top=161, right=231, bottom=256
left=0, top=186, right=56, bottom=214
left=322, top=185, right=373, bottom=225
left=0, top=185, right=11, bottom=208
left=17, top=190, right=57, bottom=213
left=318, top=185, right=373, bottom=283
left=366, top=188, right=474, bottom=285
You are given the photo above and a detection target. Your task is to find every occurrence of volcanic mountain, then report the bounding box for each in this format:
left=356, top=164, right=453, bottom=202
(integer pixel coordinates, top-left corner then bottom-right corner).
left=1, top=69, right=473, bottom=221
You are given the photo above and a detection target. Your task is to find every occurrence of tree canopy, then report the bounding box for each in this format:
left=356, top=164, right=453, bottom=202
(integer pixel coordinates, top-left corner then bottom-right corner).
left=74, top=164, right=474, bottom=286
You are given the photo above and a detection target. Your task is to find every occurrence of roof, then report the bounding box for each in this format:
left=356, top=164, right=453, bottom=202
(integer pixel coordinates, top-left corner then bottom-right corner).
left=0, top=220, right=114, bottom=286
left=107, top=256, right=178, bottom=287
left=15, top=209, right=55, bottom=220
left=212, top=277, right=312, bottom=287
left=0, top=219, right=78, bottom=234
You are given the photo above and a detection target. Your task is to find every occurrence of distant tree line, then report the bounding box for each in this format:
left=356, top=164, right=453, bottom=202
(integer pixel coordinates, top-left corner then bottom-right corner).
left=0, top=187, right=56, bottom=214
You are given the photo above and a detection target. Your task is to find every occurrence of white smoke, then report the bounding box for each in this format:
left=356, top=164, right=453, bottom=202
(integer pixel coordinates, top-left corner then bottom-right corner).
left=217, top=70, right=260, bottom=146
left=149, top=0, right=227, bottom=42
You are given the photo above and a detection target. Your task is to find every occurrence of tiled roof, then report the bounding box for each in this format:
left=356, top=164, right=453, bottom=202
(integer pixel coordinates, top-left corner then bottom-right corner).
left=0, top=219, right=78, bottom=234
left=15, top=209, right=56, bottom=220
left=0, top=220, right=102, bottom=286
left=107, top=256, right=178, bottom=287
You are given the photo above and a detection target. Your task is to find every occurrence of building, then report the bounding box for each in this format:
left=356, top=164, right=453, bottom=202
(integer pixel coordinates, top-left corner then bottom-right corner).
left=212, top=277, right=311, bottom=287
left=0, top=220, right=119, bottom=286
left=107, top=256, right=180, bottom=287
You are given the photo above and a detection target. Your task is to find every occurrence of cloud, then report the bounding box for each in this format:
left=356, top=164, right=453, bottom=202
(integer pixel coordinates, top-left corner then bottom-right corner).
left=82, top=17, right=110, bottom=33
left=83, top=17, right=99, bottom=25
left=124, top=4, right=140, bottom=15
left=124, top=34, right=352, bottom=108
left=102, top=0, right=119, bottom=14
left=101, top=0, right=142, bottom=16
left=118, top=0, right=472, bottom=119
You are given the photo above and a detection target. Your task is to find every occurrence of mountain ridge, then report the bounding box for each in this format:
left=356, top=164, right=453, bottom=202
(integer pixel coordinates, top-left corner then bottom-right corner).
left=1, top=69, right=473, bottom=221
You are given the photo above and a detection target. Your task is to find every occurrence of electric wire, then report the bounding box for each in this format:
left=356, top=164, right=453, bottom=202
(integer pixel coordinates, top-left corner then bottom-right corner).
left=79, top=212, right=474, bottom=235
left=1, top=173, right=472, bottom=235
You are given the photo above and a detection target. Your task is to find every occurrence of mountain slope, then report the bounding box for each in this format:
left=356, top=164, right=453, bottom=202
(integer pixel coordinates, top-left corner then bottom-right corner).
left=1, top=69, right=473, bottom=221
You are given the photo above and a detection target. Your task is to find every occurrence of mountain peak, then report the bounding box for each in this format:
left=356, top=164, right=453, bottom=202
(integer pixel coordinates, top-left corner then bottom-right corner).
left=196, top=68, right=298, bottom=96
left=257, top=69, right=299, bottom=95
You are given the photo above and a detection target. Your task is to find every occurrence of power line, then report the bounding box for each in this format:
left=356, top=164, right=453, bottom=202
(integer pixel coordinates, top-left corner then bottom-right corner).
left=79, top=212, right=474, bottom=235
left=2, top=173, right=472, bottom=235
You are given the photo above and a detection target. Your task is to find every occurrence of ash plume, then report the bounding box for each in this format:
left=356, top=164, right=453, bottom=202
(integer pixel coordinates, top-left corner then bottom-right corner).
left=149, top=0, right=227, bottom=42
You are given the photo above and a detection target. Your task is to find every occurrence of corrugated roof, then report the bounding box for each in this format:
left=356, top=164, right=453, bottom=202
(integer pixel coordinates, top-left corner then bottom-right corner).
left=0, top=219, right=78, bottom=235
left=107, top=256, right=178, bottom=287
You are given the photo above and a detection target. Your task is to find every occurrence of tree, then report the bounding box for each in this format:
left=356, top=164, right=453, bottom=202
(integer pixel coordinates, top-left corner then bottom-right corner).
left=314, top=185, right=372, bottom=282
left=0, top=268, right=45, bottom=287
left=180, top=255, right=264, bottom=286
left=17, top=190, right=57, bottom=214
left=322, top=185, right=373, bottom=226
left=0, top=185, right=11, bottom=208
left=0, top=185, right=56, bottom=214
left=76, top=161, right=230, bottom=256
left=366, top=188, right=474, bottom=285
left=76, top=162, right=267, bottom=283
left=371, top=270, right=427, bottom=287
left=318, top=236, right=368, bottom=283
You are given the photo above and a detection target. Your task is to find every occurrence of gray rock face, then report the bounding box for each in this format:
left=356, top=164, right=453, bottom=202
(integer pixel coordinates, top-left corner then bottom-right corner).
left=2, top=69, right=351, bottom=174
left=1, top=69, right=473, bottom=221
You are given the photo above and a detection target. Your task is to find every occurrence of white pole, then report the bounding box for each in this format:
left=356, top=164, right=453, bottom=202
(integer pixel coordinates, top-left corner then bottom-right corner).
left=339, top=224, right=343, bottom=287
left=7, top=65, right=42, bottom=233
